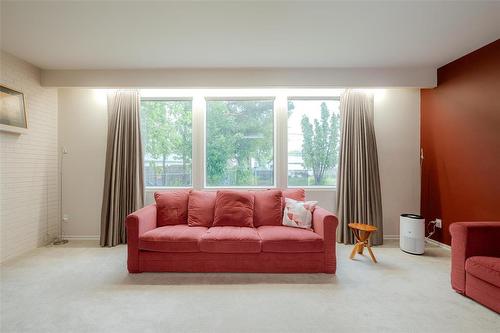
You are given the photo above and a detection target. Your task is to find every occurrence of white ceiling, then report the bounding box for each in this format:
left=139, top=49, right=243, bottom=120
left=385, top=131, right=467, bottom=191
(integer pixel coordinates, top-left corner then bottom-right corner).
left=1, top=1, right=499, bottom=70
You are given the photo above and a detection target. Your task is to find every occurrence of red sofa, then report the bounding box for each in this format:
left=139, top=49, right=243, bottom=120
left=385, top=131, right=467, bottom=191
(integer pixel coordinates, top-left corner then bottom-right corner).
left=450, top=222, right=500, bottom=313
left=126, top=189, right=338, bottom=274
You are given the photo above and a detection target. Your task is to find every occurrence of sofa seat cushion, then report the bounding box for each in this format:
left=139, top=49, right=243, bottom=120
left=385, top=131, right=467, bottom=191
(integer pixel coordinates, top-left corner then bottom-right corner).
left=199, top=227, right=261, bottom=253
left=465, top=256, right=500, bottom=288
left=139, top=225, right=208, bottom=253
left=257, top=226, right=324, bottom=253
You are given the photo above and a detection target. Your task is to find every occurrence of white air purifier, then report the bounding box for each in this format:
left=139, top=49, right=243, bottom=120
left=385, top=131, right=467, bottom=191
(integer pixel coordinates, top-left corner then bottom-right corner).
left=400, top=214, right=425, bottom=255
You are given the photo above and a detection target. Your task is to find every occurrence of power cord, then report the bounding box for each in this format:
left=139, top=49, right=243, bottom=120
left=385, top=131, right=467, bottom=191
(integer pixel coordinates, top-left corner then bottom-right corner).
left=426, top=220, right=437, bottom=240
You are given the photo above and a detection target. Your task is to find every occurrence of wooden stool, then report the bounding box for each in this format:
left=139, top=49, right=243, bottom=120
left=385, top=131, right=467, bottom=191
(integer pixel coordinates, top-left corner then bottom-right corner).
left=348, top=223, right=378, bottom=263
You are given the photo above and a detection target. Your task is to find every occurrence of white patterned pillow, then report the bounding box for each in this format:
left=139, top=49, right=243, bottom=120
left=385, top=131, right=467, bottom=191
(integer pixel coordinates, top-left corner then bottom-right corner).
left=282, top=198, right=318, bottom=229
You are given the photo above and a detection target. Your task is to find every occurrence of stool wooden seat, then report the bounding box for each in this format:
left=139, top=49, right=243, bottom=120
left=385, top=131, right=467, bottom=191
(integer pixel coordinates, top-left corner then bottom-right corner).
left=348, top=223, right=378, bottom=263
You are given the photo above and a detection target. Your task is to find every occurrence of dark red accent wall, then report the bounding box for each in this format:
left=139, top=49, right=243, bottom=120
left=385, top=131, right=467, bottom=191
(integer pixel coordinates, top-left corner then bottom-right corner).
left=420, top=40, right=500, bottom=245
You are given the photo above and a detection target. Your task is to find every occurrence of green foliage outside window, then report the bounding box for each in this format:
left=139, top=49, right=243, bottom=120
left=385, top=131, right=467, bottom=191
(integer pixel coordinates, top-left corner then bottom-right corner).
left=140, top=98, right=340, bottom=188
left=300, top=102, right=341, bottom=185
left=206, top=100, right=274, bottom=186
left=141, top=100, right=192, bottom=187
left=287, top=100, right=340, bottom=187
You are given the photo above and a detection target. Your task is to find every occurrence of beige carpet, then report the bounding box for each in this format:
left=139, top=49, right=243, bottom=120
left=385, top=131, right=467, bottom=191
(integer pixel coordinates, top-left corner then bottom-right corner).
left=1, top=240, right=498, bottom=332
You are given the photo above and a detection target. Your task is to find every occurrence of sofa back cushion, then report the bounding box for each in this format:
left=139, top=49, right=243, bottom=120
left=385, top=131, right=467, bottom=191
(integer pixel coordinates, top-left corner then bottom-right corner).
left=155, top=190, right=191, bottom=226
left=253, top=190, right=283, bottom=227
left=281, top=188, right=305, bottom=216
left=188, top=190, right=216, bottom=227
left=213, top=190, right=254, bottom=227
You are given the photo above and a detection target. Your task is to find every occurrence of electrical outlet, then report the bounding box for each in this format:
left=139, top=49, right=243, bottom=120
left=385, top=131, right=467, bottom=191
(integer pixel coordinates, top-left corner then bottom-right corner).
left=435, top=218, right=442, bottom=228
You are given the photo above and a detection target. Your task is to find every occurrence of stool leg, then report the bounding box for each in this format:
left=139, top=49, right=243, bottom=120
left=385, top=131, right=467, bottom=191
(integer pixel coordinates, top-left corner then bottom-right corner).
left=349, top=228, right=361, bottom=259
left=357, top=242, right=364, bottom=254
left=357, top=230, right=369, bottom=254
left=350, top=243, right=359, bottom=259
left=366, top=244, right=377, bottom=263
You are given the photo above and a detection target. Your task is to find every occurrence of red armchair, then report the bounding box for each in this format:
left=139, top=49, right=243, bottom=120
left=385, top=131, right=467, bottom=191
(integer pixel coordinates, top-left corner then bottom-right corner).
left=450, top=222, right=500, bottom=313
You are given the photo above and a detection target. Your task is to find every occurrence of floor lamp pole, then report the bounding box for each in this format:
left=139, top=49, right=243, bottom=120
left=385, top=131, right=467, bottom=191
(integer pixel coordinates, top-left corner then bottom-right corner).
left=53, top=146, right=68, bottom=245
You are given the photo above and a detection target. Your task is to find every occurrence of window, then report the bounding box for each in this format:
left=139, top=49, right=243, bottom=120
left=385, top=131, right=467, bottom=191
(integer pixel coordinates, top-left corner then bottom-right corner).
left=140, top=100, right=192, bottom=187
left=287, top=99, right=341, bottom=187
left=205, top=99, right=274, bottom=187
left=138, top=90, right=345, bottom=190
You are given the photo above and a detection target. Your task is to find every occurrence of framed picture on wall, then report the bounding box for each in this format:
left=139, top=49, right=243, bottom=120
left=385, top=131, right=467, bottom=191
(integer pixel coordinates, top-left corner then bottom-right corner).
left=0, top=85, right=28, bottom=134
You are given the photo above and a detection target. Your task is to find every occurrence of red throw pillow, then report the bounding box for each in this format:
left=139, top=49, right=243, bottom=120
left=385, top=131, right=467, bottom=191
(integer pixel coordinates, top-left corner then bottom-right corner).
left=282, top=188, right=305, bottom=208
left=188, top=190, right=216, bottom=227
left=154, top=190, right=191, bottom=226
left=253, top=190, right=283, bottom=227
left=213, top=190, right=254, bottom=227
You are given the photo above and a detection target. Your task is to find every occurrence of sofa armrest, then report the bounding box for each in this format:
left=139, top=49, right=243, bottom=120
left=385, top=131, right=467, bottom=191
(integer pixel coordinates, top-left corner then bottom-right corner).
left=450, top=222, right=500, bottom=293
left=312, top=207, right=339, bottom=273
left=125, top=204, right=157, bottom=273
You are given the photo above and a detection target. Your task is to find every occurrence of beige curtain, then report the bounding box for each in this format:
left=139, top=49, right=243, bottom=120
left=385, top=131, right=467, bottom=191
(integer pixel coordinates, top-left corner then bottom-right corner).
left=336, top=90, right=383, bottom=245
left=100, top=90, right=144, bottom=247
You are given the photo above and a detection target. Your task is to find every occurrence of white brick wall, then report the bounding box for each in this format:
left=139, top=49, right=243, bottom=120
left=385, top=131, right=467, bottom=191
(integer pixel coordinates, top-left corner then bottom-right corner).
left=0, top=51, right=59, bottom=262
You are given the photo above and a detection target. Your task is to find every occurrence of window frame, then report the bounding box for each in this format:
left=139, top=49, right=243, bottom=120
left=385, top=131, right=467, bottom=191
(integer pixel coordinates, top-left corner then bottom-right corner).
left=203, top=96, right=277, bottom=189
left=286, top=96, right=341, bottom=190
left=139, top=90, right=343, bottom=191
left=140, top=97, right=194, bottom=190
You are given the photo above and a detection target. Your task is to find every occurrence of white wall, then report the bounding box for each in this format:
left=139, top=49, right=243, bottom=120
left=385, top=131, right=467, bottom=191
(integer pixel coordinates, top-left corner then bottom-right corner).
left=375, top=89, right=421, bottom=237
left=0, top=51, right=59, bottom=262
left=58, top=88, right=420, bottom=240
left=58, top=89, right=107, bottom=239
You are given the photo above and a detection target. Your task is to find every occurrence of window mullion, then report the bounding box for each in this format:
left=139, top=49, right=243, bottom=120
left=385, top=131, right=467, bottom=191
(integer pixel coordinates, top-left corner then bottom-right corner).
left=275, top=95, right=288, bottom=189
left=192, top=95, right=205, bottom=190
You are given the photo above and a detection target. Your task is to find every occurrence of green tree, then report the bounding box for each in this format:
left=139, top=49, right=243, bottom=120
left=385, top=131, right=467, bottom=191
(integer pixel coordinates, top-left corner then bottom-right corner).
left=169, top=102, right=192, bottom=184
left=206, top=101, right=238, bottom=185
left=141, top=101, right=192, bottom=186
left=141, top=101, right=172, bottom=185
left=206, top=100, right=274, bottom=186
left=300, top=102, right=340, bottom=185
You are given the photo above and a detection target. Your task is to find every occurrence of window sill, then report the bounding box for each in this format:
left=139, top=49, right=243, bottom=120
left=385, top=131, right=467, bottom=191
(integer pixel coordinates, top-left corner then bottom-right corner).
left=145, top=186, right=336, bottom=192
left=287, top=186, right=336, bottom=191
left=203, top=186, right=277, bottom=190
left=145, top=186, right=193, bottom=191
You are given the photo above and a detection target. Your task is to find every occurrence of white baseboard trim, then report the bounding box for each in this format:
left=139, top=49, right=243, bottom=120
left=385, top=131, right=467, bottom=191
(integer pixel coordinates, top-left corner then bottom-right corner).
left=425, top=238, right=451, bottom=250
left=383, top=235, right=400, bottom=240
left=383, top=235, right=451, bottom=251
left=62, top=235, right=100, bottom=241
